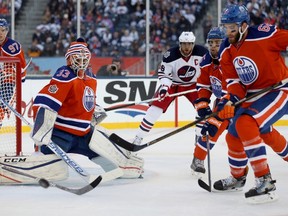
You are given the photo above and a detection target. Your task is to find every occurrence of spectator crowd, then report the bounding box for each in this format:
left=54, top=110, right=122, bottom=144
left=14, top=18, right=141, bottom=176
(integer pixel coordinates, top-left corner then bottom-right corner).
left=1, top=0, right=287, bottom=58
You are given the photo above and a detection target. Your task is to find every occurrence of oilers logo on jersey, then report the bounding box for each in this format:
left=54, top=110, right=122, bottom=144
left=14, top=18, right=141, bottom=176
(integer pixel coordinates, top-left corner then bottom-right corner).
left=210, top=76, right=222, bottom=98
left=233, top=56, right=259, bottom=85
left=83, top=86, right=95, bottom=112
left=177, top=65, right=197, bottom=82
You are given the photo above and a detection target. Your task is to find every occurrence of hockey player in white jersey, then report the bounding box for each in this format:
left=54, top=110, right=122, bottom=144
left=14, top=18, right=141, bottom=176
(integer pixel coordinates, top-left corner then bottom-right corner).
left=132, top=32, right=208, bottom=148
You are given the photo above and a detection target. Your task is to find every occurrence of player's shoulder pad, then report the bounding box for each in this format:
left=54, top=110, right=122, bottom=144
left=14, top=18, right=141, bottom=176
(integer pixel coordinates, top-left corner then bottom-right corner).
left=192, top=44, right=208, bottom=57
left=246, top=24, right=277, bottom=39
left=200, top=52, right=212, bottom=67
left=162, top=46, right=181, bottom=63
left=52, top=66, right=76, bottom=81
left=1, top=38, right=22, bottom=56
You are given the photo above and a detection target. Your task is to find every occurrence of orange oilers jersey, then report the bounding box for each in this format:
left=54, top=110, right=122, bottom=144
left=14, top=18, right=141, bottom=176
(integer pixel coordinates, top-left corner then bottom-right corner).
left=32, top=66, right=97, bottom=136
left=198, top=52, right=227, bottom=100
left=0, top=37, right=27, bottom=82
left=219, top=24, right=288, bottom=97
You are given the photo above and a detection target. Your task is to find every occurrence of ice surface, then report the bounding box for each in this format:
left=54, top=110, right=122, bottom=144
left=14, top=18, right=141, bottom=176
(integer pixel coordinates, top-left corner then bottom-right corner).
left=1, top=127, right=287, bottom=216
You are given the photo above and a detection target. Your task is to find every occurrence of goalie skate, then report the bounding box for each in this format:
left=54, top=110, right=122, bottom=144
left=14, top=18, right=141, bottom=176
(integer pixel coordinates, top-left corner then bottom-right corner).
left=245, top=173, right=278, bottom=204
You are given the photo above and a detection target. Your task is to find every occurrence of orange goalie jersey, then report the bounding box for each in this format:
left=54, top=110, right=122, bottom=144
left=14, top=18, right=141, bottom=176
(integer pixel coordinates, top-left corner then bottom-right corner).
left=219, top=23, right=288, bottom=98
left=32, top=66, right=97, bottom=136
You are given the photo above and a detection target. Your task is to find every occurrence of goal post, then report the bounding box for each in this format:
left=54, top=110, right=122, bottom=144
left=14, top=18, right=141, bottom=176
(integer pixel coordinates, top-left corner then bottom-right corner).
left=0, top=56, right=22, bottom=156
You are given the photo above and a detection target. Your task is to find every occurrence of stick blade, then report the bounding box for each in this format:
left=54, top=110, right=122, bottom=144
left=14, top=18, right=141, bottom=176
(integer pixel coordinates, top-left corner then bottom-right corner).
left=198, top=178, right=212, bottom=192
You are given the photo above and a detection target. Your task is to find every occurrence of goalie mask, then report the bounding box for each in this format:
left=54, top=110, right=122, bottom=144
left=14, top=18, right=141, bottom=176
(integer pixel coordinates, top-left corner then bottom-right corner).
left=65, top=39, right=91, bottom=78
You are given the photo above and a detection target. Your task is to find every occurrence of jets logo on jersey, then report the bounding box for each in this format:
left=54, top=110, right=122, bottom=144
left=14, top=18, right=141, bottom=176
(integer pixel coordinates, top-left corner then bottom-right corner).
left=233, top=56, right=258, bottom=85
left=83, top=86, right=95, bottom=112
left=177, top=65, right=197, bottom=82
left=210, top=76, right=222, bottom=98
left=48, top=84, right=58, bottom=94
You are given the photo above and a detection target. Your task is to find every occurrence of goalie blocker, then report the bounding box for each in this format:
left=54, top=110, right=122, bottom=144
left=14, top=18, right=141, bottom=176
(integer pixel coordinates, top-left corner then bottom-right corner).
left=31, top=107, right=144, bottom=179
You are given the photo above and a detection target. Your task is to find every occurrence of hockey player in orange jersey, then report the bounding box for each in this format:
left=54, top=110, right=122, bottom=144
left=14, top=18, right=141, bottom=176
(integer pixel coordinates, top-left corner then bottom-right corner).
left=190, top=27, right=229, bottom=174
left=214, top=4, right=288, bottom=203
left=0, top=18, right=27, bottom=128
left=31, top=38, right=144, bottom=179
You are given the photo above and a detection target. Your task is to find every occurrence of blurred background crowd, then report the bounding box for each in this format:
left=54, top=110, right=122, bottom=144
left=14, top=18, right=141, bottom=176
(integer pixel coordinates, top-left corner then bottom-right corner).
left=1, top=0, right=288, bottom=58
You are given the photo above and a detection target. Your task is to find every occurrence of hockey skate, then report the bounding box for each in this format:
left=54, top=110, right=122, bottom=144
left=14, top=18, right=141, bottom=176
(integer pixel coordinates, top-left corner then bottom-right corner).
left=190, top=157, right=205, bottom=176
left=132, top=136, right=143, bottom=146
left=245, top=173, right=278, bottom=204
left=213, top=167, right=248, bottom=191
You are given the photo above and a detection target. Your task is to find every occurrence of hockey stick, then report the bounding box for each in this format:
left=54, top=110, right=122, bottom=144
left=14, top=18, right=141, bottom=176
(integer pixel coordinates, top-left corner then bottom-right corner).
left=1, top=165, right=101, bottom=195
left=109, top=78, right=288, bottom=151
left=0, top=96, right=123, bottom=191
left=198, top=135, right=212, bottom=192
left=24, top=57, right=32, bottom=71
left=104, top=89, right=196, bottom=111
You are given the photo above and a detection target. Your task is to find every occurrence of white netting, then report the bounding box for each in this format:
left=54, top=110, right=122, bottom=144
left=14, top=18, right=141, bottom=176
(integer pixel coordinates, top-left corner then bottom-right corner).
left=0, top=61, right=20, bottom=156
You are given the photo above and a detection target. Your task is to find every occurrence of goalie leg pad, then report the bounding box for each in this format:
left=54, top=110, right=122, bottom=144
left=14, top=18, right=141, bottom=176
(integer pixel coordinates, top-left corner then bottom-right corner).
left=31, top=107, right=57, bottom=145
left=89, top=128, right=144, bottom=179
left=0, top=154, right=68, bottom=184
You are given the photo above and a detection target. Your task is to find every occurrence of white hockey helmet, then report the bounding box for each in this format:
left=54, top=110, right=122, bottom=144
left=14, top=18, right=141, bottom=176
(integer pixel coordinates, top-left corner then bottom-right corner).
left=179, top=31, right=196, bottom=43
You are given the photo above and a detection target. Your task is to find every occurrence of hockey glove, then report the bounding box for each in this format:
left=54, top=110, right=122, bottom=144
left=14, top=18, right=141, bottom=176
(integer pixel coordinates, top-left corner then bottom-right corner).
left=201, top=117, right=222, bottom=137
left=194, top=98, right=212, bottom=118
left=158, top=84, right=169, bottom=101
left=217, top=94, right=240, bottom=120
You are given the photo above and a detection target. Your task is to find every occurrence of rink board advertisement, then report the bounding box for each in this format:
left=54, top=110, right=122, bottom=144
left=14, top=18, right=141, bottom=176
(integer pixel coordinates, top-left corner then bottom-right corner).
left=21, top=77, right=288, bottom=132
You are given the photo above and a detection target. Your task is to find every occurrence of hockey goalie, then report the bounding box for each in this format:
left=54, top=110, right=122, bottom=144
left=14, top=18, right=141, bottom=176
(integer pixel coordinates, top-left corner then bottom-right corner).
left=0, top=38, right=144, bottom=185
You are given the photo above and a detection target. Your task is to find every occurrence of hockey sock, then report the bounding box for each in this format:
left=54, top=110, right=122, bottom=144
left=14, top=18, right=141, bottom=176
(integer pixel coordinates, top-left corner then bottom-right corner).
left=261, top=127, right=288, bottom=161
left=135, top=105, right=163, bottom=138
left=226, top=132, right=248, bottom=178
left=236, top=114, right=270, bottom=177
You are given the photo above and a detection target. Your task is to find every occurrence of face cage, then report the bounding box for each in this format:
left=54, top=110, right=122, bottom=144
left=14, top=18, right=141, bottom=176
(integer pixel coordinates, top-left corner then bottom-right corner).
left=70, top=53, right=91, bottom=72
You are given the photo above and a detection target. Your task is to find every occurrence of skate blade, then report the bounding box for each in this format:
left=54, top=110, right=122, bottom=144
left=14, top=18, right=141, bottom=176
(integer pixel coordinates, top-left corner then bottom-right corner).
left=245, top=191, right=279, bottom=204
left=191, top=170, right=205, bottom=179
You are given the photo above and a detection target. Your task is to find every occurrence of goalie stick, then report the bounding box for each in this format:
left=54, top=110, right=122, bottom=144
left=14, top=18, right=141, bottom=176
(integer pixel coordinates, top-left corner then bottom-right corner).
left=0, top=96, right=123, bottom=193
left=1, top=165, right=102, bottom=195
left=104, top=89, right=196, bottom=111
left=109, top=78, right=288, bottom=151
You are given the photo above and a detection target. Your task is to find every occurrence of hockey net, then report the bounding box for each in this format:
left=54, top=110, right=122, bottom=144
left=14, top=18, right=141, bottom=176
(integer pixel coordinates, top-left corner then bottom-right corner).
left=0, top=57, right=22, bottom=156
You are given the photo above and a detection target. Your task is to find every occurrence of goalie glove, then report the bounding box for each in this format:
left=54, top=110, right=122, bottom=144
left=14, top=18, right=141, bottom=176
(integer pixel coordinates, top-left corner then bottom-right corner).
left=158, top=84, right=169, bottom=101
left=91, top=104, right=107, bottom=126
left=31, top=107, right=57, bottom=146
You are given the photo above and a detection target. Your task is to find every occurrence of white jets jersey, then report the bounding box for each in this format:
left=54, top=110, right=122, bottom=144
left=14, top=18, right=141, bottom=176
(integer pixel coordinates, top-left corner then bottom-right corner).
left=158, top=45, right=208, bottom=86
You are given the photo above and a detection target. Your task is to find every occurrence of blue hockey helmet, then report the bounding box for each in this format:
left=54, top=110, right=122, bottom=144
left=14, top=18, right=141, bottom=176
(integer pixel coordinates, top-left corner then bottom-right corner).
left=221, top=4, right=250, bottom=25
left=0, top=18, right=9, bottom=31
left=207, top=27, right=225, bottom=40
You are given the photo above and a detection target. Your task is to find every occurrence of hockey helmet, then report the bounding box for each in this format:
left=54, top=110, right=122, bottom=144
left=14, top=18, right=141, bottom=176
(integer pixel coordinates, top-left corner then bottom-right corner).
left=221, top=4, right=250, bottom=25
left=65, top=38, right=91, bottom=73
left=179, top=32, right=196, bottom=43
left=0, top=18, right=9, bottom=31
left=207, top=27, right=225, bottom=40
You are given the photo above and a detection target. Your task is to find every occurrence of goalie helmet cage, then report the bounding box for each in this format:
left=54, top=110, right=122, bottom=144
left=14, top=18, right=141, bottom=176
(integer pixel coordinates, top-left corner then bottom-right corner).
left=0, top=57, right=22, bottom=156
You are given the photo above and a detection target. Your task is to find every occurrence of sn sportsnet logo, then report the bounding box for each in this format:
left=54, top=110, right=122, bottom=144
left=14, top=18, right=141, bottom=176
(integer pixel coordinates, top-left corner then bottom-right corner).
left=177, top=65, right=196, bottom=82
left=233, top=56, right=259, bottom=85
left=83, top=86, right=95, bottom=112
